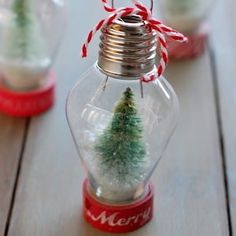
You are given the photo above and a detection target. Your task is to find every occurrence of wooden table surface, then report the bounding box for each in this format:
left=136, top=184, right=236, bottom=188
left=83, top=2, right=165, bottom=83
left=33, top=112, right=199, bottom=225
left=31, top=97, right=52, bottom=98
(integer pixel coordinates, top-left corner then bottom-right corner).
left=0, top=0, right=235, bottom=235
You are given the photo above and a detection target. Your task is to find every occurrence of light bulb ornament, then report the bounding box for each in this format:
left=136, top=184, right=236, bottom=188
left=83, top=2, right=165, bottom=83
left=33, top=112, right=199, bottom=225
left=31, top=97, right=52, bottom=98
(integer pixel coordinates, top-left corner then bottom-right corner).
left=158, top=0, right=213, bottom=59
left=67, top=0, right=183, bottom=233
left=82, top=0, right=187, bottom=82
left=0, top=0, right=65, bottom=117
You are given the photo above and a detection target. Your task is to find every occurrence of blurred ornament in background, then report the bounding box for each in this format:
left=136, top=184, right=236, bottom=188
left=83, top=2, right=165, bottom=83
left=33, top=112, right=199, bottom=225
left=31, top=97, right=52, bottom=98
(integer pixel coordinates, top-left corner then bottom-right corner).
left=66, top=0, right=186, bottom=233
left=0, top=0, right=66, bottom=116
left=159, top=0, right=214, bottom=59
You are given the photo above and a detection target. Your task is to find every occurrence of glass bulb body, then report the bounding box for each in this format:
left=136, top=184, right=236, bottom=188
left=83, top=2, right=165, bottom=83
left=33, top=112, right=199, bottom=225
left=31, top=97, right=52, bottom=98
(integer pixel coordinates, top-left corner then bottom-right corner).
left=0, top=0, right=66, bottom=90
left=159, top=0, right=214, bottom=32
left=66, top=64, right=179, bottom=203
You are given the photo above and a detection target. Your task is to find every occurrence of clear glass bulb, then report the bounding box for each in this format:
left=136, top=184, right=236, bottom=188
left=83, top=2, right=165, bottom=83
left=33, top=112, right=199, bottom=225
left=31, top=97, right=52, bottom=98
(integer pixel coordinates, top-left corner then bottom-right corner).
left=66, top=64, right=179, bottom=203
left=159, top=0, right=214, bottom=32
left=0, top=0, right=66, bottom=90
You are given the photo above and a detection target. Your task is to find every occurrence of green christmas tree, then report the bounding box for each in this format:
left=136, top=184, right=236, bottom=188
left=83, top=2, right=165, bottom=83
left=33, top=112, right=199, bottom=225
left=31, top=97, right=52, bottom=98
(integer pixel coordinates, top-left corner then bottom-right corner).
left=2, top=0, right=46, bottom=60
left=95, top=87, right=147, bottom=186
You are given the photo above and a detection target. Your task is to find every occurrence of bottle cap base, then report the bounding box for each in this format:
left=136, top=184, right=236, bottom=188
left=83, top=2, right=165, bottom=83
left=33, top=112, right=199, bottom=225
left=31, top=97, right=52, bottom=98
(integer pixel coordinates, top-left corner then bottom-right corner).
left=83, top=179, right=154, bottom=233
left=167, top=23, right=209, bottom=60
left=0, top=73, right=55, bottom=117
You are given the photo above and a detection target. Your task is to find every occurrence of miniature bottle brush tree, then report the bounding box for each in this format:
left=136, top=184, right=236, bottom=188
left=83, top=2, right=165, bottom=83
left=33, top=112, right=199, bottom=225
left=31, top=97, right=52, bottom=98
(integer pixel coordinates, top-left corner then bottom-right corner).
left=95, top=87, right=147, bottom=199
left=0, top=0, right=49, bottom=90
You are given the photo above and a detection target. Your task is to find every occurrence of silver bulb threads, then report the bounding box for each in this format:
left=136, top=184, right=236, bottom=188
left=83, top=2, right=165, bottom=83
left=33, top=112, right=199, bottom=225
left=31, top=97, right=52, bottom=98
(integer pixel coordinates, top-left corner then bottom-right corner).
left=97, top=15, right=157, bottom=79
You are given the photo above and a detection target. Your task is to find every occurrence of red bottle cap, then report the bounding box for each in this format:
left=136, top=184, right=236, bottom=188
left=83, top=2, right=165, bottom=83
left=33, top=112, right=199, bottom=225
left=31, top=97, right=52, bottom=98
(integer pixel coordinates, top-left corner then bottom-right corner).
left=168, top=23, right=209, bottom=59
left=83, top=179, right=154, bottom=233
left=0, top=73, right=55, bottom=117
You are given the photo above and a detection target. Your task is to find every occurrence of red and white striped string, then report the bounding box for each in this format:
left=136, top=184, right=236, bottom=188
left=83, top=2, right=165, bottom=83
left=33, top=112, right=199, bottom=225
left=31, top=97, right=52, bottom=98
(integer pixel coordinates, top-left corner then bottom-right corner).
left=101, top=0, right=115, bottom=12
left=81, top=0, right=187, bottom=82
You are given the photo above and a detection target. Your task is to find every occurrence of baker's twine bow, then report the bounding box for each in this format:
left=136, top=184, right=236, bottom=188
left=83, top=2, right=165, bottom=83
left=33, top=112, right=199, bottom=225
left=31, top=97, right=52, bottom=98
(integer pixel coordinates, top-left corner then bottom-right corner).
left=81, top=0, right=188, bottom=83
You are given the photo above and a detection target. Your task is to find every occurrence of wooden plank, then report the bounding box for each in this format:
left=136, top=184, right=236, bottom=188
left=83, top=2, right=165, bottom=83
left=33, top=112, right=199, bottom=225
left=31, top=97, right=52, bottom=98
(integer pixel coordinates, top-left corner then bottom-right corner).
left=0, top=115, right=26, bottom=236
left=209, top=0, right=236, bottom=233
left=154, top=53, right=229, bottom=236
left=7, top=1, right=229, bottom=235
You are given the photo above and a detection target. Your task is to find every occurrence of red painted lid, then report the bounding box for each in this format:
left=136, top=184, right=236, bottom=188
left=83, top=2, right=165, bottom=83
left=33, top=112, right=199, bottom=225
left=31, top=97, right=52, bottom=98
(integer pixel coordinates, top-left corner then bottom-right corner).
left=168, top=23, right=209, bottom=59
left=0, top=73, right=55, bottom=117
left=83, top=179, right=154, bottom=233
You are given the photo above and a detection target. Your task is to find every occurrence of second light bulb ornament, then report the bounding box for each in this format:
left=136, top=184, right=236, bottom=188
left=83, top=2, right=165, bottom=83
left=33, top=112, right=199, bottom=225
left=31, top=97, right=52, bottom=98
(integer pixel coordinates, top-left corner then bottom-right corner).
left=0, top=0, right=66, bottom=116
left=159, top=0, right=214, bottom=59
left=67, top=0, right=187, bottom=233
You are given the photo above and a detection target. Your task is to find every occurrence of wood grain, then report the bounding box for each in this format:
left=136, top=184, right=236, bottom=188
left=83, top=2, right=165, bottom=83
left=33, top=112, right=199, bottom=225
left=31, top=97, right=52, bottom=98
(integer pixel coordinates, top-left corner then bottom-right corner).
left=7, top=0, right=229, bottom=235
left=0, top=115, right=26, bottom=236
left=209, top=0, right=236, bottom=233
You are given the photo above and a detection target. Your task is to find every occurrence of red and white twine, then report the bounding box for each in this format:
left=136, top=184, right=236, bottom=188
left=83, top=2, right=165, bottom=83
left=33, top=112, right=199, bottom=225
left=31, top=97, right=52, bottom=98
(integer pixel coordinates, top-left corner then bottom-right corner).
left=81, top=0, right=187, bottom=82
